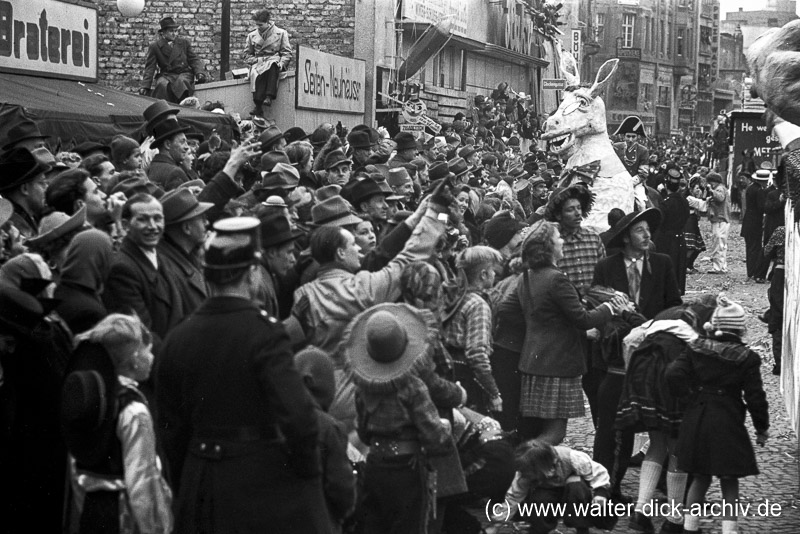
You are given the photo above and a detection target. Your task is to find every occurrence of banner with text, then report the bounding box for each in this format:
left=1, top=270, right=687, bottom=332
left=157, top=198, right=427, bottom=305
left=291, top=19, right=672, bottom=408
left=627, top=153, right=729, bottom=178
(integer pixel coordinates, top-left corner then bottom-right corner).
left=296, top=46, right=366, bottom=114
left=0, top=0, right=98, bottom=82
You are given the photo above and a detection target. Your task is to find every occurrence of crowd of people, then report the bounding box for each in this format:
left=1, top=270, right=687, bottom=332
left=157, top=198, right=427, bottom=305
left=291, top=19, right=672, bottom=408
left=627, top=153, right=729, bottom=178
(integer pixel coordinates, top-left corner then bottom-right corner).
left=0, top=59, right=781, bottom=534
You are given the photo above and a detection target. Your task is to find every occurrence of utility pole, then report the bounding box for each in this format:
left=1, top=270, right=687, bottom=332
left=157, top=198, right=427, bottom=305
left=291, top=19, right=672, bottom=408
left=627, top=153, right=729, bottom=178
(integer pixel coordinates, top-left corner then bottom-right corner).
left=221, top=0, right=230, bottom=80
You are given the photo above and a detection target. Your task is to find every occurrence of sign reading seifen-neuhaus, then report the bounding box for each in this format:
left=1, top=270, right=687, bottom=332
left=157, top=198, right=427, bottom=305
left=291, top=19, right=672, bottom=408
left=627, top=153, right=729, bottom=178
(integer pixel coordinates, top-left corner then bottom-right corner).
left=0, top=0, right=98, bottom=82
left=296, top=46, right=366, bottom=114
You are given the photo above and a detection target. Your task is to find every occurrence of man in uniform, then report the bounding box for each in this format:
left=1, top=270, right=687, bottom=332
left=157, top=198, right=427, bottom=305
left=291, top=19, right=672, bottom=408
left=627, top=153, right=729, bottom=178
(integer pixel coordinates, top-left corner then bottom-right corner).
left=157, top=217, right=329, bottom=533
left=139, top=17, right=207, bottom=103
left=613, top=116, right=650, bottom=180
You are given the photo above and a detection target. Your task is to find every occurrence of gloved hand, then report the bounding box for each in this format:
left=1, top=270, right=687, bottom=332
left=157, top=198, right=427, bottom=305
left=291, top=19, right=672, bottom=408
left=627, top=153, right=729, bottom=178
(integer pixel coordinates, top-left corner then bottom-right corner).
left=195, top=72, right=208, bottom=84
left=138, top=88, right=151, bottom=96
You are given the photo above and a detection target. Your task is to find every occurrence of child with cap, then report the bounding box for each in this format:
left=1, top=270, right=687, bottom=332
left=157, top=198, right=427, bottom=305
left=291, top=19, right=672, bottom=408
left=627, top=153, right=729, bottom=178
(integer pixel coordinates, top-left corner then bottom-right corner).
left=666, top=294, right=769, bottom=534
left=294, top=347, right=356, bottom=532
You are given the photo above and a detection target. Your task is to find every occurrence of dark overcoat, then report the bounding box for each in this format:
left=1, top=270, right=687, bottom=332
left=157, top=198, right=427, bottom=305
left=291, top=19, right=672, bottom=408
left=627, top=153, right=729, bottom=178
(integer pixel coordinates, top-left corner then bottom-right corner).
left=156, top=296, right=330, bottom=534
left=653, top=193, right=690, bottom=293
left=148, top=153, right=190, bottom=192
left=592, top=251, right=682, bottom=320
left=740, top=183, right=766, bottom=240
left=158, top=236, right=207, bottom=318
left=141, top=36, right=204, bottom=102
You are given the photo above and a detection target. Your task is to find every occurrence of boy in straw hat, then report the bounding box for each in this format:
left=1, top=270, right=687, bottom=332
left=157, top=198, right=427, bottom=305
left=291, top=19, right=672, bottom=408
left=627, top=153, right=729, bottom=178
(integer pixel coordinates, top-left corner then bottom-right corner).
left=343, top=303, right=452, bottom=533
left=666, top=294, right=769, bottom=534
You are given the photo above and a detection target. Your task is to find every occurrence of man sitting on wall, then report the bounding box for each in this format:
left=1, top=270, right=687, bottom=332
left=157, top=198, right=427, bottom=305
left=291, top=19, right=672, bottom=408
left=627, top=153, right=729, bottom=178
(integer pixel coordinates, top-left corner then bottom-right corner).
left=244, top=9, right=293, bottom=117
left=139, top=17, right=207, bottom=103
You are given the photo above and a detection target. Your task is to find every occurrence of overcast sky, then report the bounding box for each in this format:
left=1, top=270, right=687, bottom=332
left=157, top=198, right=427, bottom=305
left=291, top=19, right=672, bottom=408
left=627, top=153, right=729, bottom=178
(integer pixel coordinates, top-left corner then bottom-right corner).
left=720, top=0, right=800, bottom=16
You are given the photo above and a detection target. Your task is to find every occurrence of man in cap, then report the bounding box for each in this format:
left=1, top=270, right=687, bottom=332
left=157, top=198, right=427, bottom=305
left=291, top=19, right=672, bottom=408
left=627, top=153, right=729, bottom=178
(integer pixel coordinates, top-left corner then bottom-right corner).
left=158, top=188, right=213, bottom=317
left=139, top=17, right=207, bottom=103
left=387, top=167, right=415, bottom=207
left=0, top=147, right=52, bottom=238
left=289, top=183, right=454, bottom=424
left=157, top=217, right=329, bottom=533
left=741, top=166, right=771, bottom=282
left=653, top=163, right=690, bottom=294
left=323, top=149, right=352, bottom=187
left=103, top=193, right=183, bottom=349
left=590, top=208, right=681, bottom=507
left=613, top=116, right=650, bottom=179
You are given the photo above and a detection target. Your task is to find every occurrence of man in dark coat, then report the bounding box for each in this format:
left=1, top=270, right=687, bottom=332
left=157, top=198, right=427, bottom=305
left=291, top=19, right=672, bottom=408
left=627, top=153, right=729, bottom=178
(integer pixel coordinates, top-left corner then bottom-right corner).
left=591, top=208, right=682, bottom=501
left=653, top=165, right=690, bottom=294
left=156, top=217, right=330, bottom=534
left=613, top=116, right=650, bottom=179
left=0, top=147, right=51, bottom=239
left=103, top=193, right=183, bottom=349
left=158, top=188, right=212, bottom=318
left=740, top=168, right=770, bottom=281
left=147, top=116, right=192, bottom=191
left=139, top=17, right=206, bottom=103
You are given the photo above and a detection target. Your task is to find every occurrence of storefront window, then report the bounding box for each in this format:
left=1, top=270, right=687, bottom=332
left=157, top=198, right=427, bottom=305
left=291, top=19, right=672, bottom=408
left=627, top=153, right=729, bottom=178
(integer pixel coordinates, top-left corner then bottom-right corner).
left=658, top=86, right=671, bottom=107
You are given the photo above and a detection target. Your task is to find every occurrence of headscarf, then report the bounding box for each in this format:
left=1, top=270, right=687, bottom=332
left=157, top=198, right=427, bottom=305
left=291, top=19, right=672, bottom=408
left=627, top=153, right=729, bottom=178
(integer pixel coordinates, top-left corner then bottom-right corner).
left=0, top=252, right=54, bottom=298
left=59, top=229, right=113, bottom=295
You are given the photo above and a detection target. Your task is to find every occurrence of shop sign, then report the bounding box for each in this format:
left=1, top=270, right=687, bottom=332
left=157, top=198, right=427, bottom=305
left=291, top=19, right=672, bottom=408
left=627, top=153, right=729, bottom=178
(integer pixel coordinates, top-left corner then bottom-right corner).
left=400, top=124, right=424, bottom=133
left=297, top=46, right=365, bottom=114
left=617, top=47, right=641, bottom=60
left=0, top=0, right=98, bottom=82
left=571, top=30, right=581, bottom=67
left=402, top=0, right=468, bottom=37
left=542, top=78, right=566, bottom=90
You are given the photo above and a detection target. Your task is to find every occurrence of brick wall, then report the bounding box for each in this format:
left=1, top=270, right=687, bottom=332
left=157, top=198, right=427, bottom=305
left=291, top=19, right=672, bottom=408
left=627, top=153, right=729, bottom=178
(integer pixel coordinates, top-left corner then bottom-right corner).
left=93, top=0, right=355, bottom=91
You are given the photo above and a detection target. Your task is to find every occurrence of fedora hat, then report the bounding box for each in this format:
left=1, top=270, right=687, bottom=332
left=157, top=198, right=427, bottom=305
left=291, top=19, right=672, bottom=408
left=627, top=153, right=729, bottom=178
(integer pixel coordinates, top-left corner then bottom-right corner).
left=393, top=132, right=418, bottom=152
left=143, top=100, right=180, bottom=131
left=159, top=17, right=179, bottom=31
left=27, top=206, right=87, bottom=248
left=186, top=131, right=205, bottom=144
left=261, top=162, right=300, bottom=189
left=2, top=119, right=50, bottom=150
left=263, top=195, right=288, bottom=208
left=311, top=195, right=363, bottom=227
left=309, top=126, right=332, bottom=147
left=342, top=303, right=437, bottom=388
left=429, top=161, right=454, bottom=183
left=315, top=184, right=342, bottom=201
left=448, top=157, right=470, bottom=177
left=260, top=150, right=290, bottom=173
left=73, top=142, right=110, bottom=158
left=387, top=167, right=411, bottom=187
left=751, top=169, right=772, bottom=181
left=251, top=116, right=269, bottom=131
left=324, top=149, right=352, bottom=170
left=605, top=207, right=662, bottom=250
left=347, top=130, right=372, bottom=150
left=161, top=188, right=213, bottom=225
left=259, top=214, right=304, bottom=249
left=458, top=145, right=477, bottom=161
left=508, top=165, right=529, bottom=180
left=151, top=117, right=191, bottom=149
left=111, top=175, right=164, bottom=199
left=259, top=126, right=284, bottom=152
left=0, top=147, right=51, bottom=193
left=283, top=126, right=309, bottom=145
left=60, top=341, right=119, bottom=467
left=203, top=217, right=262, bottom=270
left=352, top=177, right=390, bottom=206
left=614, top=115, right=647, bottom=138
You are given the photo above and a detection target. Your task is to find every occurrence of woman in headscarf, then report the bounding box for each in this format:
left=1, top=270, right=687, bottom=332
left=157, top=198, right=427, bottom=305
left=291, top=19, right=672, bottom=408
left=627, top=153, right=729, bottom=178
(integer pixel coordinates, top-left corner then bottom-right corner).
left=54, top=229, right=114, bottom=334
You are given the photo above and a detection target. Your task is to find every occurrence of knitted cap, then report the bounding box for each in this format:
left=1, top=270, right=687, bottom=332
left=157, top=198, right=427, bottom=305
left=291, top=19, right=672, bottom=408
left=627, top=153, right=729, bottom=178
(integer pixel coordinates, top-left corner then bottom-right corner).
left=710, top=293, right=746, bottom=332
left=110, top=135, right=140, bottom=167
left=483, top=212, right=526, bottom=250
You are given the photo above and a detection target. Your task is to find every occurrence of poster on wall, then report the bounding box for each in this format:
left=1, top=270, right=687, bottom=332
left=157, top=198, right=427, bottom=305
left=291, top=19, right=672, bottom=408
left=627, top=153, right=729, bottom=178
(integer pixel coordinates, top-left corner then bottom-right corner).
left=0, top=0, right=98, bottom=82
left=728, top=110, right=780, bottom=179
left=609, top=60, right=640, bottom=111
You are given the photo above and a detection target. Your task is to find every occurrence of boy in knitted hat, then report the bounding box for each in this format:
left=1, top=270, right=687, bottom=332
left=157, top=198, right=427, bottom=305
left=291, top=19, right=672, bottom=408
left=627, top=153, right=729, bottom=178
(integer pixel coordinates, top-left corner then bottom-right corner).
left=666, top=294, right=769, bottom=534
left=294, top=347, right=356, bottom=532
left=111, top=135, right=143, bottom=172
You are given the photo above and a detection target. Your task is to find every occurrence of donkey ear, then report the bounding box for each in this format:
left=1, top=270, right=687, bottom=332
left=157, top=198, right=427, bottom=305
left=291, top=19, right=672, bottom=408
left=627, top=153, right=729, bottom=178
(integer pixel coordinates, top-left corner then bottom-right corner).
left=560, top=49, right=581, bottom=87
left=589, top=59, right=619, bottom=99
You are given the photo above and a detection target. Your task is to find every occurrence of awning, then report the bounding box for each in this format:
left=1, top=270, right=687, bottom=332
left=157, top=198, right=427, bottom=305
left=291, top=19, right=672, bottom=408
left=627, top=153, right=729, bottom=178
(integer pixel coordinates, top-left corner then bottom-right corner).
left=0, top=73, right=238, bottom=150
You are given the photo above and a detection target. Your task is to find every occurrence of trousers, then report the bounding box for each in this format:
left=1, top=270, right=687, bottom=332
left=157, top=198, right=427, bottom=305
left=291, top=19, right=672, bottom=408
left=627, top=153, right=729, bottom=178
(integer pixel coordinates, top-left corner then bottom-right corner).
left=253, top=64, right=281, bottom=104
left=709, top=220, right=730, bottom=272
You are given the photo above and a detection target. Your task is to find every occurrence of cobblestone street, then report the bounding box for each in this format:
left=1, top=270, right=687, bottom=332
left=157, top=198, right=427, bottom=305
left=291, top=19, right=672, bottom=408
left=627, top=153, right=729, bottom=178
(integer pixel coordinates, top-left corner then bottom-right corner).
left=482, top=217, right=800, bottom=533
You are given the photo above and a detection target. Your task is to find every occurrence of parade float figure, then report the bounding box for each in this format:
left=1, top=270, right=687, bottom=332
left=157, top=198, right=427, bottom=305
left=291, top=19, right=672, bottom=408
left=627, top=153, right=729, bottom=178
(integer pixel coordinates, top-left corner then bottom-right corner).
left=541, top=57, right=635, bottom=231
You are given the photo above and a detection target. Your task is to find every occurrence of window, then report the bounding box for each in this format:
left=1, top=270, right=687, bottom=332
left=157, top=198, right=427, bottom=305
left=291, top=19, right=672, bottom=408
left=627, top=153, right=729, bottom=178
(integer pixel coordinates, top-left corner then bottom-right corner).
left=622, top=14, right=635, bottom=48
left=644, top=17, right=650, bottom=52
left=667, top=22, right=672, bottom=56
left=594, top=12, right=605, bottom=42
left=660, top=21, right=665, bottom=54
left=677, top=28, right=684, bottom=56
left=658, top=86, right=671, bottom=106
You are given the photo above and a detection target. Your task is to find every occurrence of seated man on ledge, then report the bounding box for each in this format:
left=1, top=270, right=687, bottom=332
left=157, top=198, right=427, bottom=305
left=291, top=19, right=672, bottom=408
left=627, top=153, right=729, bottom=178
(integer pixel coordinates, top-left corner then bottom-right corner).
left=243, top=8, right=292, bottom=117
left=139, top=17, right=207, bottom=103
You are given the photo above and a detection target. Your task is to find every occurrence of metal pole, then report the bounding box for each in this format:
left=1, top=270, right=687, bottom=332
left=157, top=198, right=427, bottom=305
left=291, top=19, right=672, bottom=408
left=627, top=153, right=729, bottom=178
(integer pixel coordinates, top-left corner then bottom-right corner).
left=221, top=0, right=230, bottom=80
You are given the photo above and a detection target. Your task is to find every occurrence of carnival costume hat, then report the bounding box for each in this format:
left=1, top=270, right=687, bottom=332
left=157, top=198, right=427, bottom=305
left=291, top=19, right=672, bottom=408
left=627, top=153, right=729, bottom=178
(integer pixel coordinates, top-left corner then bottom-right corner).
left=604, top=207, right=662, bottom=250
left=543, top=183, right=595, bottom=222
left=614, top=116, right=647, bottom=138
left=60, top=340, right=119, bottom=467
left=27, top=206, right=87, bottom=248
left=343, top=303, right=438, bottom=389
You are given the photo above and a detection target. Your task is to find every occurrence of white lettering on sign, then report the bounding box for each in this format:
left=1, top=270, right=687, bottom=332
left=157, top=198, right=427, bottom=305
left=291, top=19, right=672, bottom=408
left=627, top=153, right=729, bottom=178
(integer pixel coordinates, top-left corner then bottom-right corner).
left=297, top=46, right=366, bottom=114
left=0, top=0, right=97, bottom=82
left=571, top=30, right=581, bottom=68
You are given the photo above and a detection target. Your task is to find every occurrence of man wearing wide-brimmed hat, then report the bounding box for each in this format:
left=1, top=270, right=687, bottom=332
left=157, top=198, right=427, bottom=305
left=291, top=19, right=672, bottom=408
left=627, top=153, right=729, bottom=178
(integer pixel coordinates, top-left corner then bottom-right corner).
left=139, top=17, right=207, bottom=103
left=158, top=188, right=213, bottom=316
left=2, top=119, right=50, bottom=153
left=0, top=147, right=52, bottom=238
left=256, top=214, right=304, bottom=317
left=144, top=101, right=193, bottom=191
left=157, top=216, right=329, bottom=532
left=741, top=164, right=773, bottom=282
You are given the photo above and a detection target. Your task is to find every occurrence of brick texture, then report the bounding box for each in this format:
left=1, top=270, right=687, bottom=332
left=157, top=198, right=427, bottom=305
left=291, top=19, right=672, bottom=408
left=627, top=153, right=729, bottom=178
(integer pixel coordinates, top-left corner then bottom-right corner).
left=92, top=0, right=355, bottom=91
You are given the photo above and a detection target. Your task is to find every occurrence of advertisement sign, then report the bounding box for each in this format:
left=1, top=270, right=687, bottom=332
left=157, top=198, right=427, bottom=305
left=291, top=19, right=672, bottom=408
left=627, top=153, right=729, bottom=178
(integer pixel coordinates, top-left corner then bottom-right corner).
left=571, top=30, right=581, bottom=69
left=729, top=111, right=780, bottom=180
left=402, top=0, right=468, bottom=37
left=542, top=79, right=566, bottom=90
left=296, top=46, right=366, bottom=114
left=0, top=0, right=98, bottom=82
